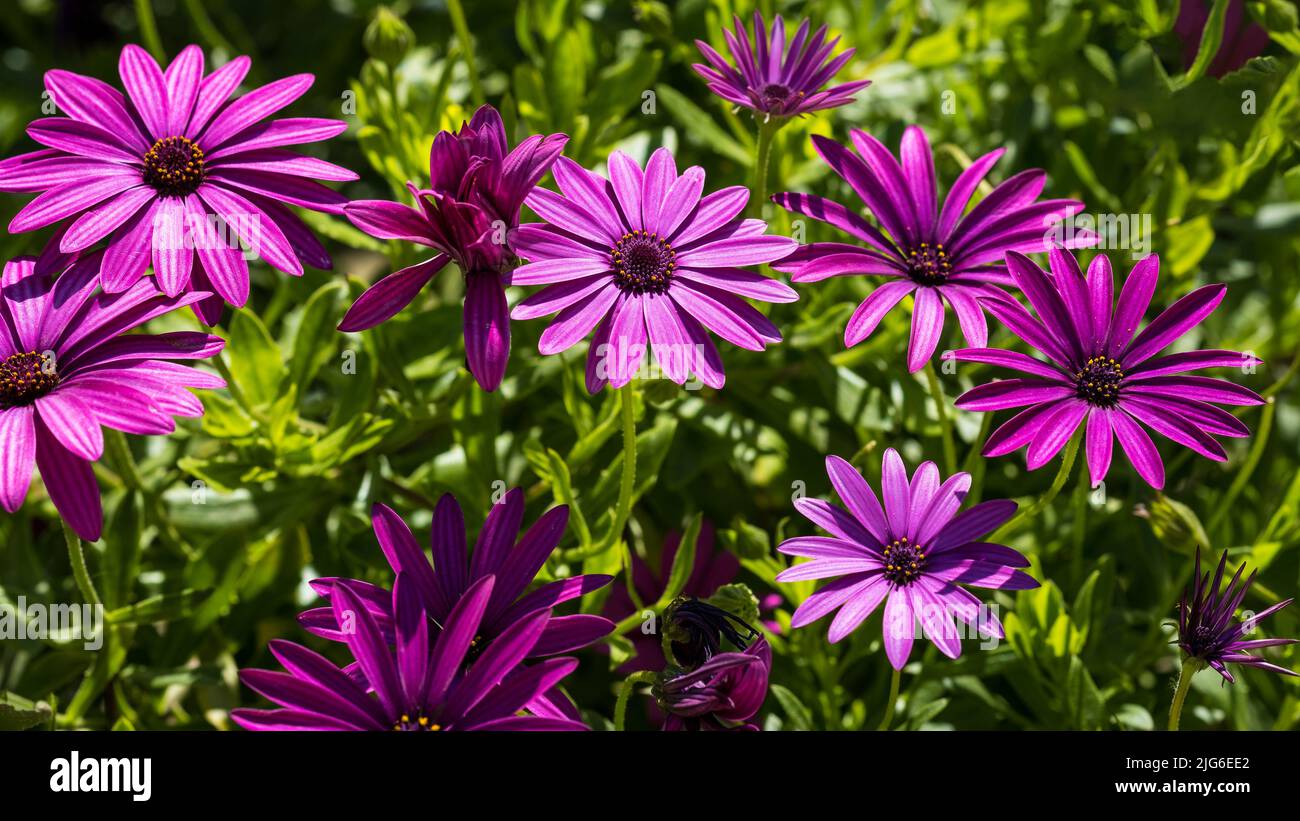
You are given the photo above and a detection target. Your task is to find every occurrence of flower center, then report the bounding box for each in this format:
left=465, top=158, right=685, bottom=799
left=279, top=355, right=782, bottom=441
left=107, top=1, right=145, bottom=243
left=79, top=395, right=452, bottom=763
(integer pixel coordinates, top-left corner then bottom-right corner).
left=905, top=242, right=951, bottom=285
left=1074, top=355, right=1124, bottom=407
left=392, top=713, right=441, bottom=732
left=757, top=83, right=803, bottom=113
left=0, top=351, right=58, bottom=407
left=611, top=230, right=675, bottom=295
left=882, top=537, right=926, bottom=586
left=143, top=136, right=206, bottom=196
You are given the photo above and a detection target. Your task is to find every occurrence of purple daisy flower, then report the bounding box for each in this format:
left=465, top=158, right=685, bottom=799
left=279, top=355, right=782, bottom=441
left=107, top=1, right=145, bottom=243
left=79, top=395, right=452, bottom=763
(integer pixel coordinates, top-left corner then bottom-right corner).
left=0, top=255, right=224, bottom=540
left=951, top=250, right=1263, bottom=490
left=233, top=576, right=587, bottom=731
left=776, top=451, right=1038, bottom=669
left=340, top=105, right=567, bottom=391
left=658, top=637, right=771, bottom=731
left=0, top=44, right=354, bottom=324
left=1178, top=548, right=1297, bottom=684
left=510, top=148, right=798, bottom=393
left=299, top=489, right=613, bottom=719
left=692, top=12, right=870, bottom=118
left=772, top=125, right=1095, bottom=372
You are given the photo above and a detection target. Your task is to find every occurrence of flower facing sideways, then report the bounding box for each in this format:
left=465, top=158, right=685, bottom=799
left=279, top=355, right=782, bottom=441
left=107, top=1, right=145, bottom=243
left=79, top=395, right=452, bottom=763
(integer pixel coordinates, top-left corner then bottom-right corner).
left=951, top=250, right=1262, bottom=490
left=657, top=637, right=771, bottom=731
left=0, top=44, right=354, bottom=324
left=773, top=126, right=1095, bottom=372
left=777, top=451, right=1038, bottom=669
left=340, top=105, right=567, bottom=391
left=0, top=256, right=224, bottom=540
left=233, top=576, right=587, bottom=731
left=692, top=12, right=870, bottom=118
left=510, top=148, right=798, bottom=393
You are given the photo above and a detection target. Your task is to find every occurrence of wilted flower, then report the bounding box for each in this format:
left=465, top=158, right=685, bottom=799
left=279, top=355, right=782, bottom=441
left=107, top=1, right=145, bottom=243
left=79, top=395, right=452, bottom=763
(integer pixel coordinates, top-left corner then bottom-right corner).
left=692, top=13, right=869, bottom=118
left=1177, top=548, right=1297, bottom=684
left=0, top=44, right=353, bottom=324
left=657, top=637, right=771, bottom=731
left=777, top=451, right=1037, bottom=669
left=233, top=576, right=587, bottom=731
left=952, top=250, right=1262, bottom=490
left=510, top=148, right=798, bottom=392
left=773, top=126, right=1095, bottom=372
left=299, top=489, right=613, bottom=718
left=663, top=596, right=760, bottom=670
left=340, top=105, right=567, bottom=391
left=0, top=256, right=223, bottom=540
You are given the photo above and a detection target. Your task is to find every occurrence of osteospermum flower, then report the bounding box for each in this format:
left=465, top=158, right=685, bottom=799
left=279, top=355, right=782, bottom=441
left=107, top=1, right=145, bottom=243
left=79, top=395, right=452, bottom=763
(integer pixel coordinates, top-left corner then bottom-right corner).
left=773, top=126, right=1095, bottom=372
left=233, top=576, right=587, bottom=731
left=510, top=148, right=798, bottom=392
left=777, top=451, right=1038, bottom=669
left=299, top=489, right=613, bottom=718
left=0, top=256, right=223, bottom=540
left=1177, top=548, right=1297, bottom=684
left=951, top=250, right=1263, bottom=490
left=340, top=105, right=567, bottom=391
left=692, top=12, right=870, bottom=118
left=0, top=44, right=353, bottom=324
left=657, top=637, right=771, bottom=731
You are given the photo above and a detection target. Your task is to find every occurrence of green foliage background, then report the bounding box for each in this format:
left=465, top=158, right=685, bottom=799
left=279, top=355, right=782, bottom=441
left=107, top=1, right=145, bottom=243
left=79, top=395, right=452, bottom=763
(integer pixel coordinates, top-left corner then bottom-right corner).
left=2, top=0, right=1299, bottom=731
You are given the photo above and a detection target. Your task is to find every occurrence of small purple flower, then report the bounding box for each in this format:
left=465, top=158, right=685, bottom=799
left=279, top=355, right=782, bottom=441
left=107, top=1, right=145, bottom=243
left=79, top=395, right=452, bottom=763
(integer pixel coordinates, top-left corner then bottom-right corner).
left=773, top=126, right=1095, bottom=372
left=952, top=250, right=1263, bottom=490
left=340, top=105, right=567, bottom=391
left=692, top=13, right=870, bottom=118
left=0, top=255, right=224, bottom=540
left=659, top=637, right=772, bottom=731
left=777, top=451, right=1038, bottom=670
left=510, top=148, right=798, bottom=393
left=1178, top=548, right=1297, bottom=684
left=1175, top=0, right=1269, bottom=79
left=299, top=489, right=613, bottom=719
left=233, top=576, right=588, bottom=731
left=0, top=44, right=354, bottom=324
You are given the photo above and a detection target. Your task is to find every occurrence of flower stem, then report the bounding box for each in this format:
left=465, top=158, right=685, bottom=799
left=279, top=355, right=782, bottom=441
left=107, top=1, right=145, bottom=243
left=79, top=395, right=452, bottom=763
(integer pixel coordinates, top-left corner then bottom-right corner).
left=614, top=670, right=656, bottom=731
left=750, top=119, right=781, bottom=218
left=133, top=0, right=167, bottom=63
left=991, top=429, right=1082, bottom=542
left=1168, top=658, right=1204, bottom=731
left=924, top=362, right=956, bottom=475
left=602, top=383, right=639, bottom=553
left=61, top=519, right=102, bottom=608
left=876, top=667, right=902, bottom=730
left=103, top=429, right=144, bottom=491
left=446, top=0, right=484, bottom=105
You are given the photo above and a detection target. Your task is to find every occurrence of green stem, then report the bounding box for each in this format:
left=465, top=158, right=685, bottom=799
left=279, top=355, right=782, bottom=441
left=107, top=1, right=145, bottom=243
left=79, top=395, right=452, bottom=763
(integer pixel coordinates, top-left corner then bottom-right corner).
left=133, top=0, right=167, bottom=63
left=181, top=0, right=235, bottom=54
left=446, top=0, right=484, bottom=105
left=750, top=119, right=781, bottom=218
left=61, top=520, right=102, bottom=608
left=614, top=671, right=656, bottom=731
left=924, top=363, right=956, bottom=475
left=103, top=430, right=144, bottom=491
left=602, top=384, right=639, bottom=553
left=991, top=430, right=1082, bottom=541
left=876, top=668, right=901, bottom=730
left=1168, top=658, right=1204, bottom=730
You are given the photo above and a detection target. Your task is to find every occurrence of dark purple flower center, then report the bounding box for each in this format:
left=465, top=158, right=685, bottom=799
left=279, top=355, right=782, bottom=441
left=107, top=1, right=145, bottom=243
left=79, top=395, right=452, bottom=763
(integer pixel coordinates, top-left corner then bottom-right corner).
left=392, top=713, right=441, bottom=731
left=757, top=83, right=803, bottom=113
left=882, top=537, right=926, bottom=586
left=905, top=242, right=952, bottom=285
left=0, top=351, right=58, bottom=407
left=1074, top=355, right=1124, bottom=407
left=611, top=230, right=675, bottom=295
left=143, top=136, right=206, bottom=196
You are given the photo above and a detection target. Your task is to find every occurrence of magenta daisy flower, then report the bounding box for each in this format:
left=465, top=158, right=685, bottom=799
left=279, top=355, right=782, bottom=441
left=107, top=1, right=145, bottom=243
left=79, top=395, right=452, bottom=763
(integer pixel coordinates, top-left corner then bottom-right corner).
left=951, top=250, right=1263, bottom=490
left=692, top=13, right=870, bottom=118
left=0, top=255, right=224, bottom=540
left=340, top=105, right=567, bottom=391
left=510, top=148, right=798, bottom=393
left=1178, top=548, right=1297, bottom=684
left=0, top=44, right=354, bottom=324
left=777, top=451, right=1037, bottom=669
left=233, top=576, right=587, bottom=731
left=773, top=126, right=1095, bottom=372
left=298, top=489, right=613, bottom=719
left=658, top=637, right=771, bottom=731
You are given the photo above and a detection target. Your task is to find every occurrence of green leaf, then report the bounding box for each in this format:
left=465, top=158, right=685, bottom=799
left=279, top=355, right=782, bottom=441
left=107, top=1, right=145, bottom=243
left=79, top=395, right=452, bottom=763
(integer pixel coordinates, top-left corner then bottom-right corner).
left=226, top=310, right=282, bottom=410
left=769, top=684, right=814, bottom=730
left=658, top=513, right=701, bottom=606
left=654, top=84, right=751, bottom=165
left=288, top=281, right=347, bottom=403
left=0, top=691, right=52, bottom=731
